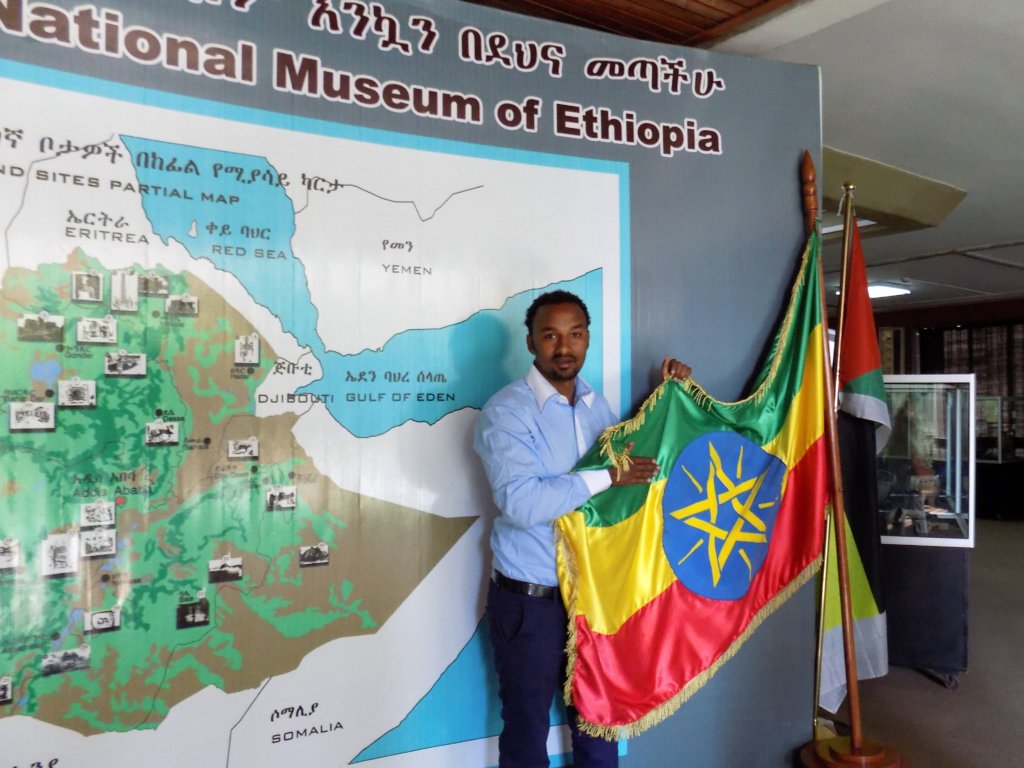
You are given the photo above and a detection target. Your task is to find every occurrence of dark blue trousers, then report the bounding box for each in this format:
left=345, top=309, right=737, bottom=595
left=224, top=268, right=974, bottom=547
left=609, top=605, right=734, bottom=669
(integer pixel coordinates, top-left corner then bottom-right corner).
left=487, top=579, right=618, bottom=768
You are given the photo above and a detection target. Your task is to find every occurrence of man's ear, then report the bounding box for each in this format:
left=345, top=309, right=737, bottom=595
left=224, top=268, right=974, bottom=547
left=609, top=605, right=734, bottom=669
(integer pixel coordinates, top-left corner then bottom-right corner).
left=526, top=333, right=535, bottom=354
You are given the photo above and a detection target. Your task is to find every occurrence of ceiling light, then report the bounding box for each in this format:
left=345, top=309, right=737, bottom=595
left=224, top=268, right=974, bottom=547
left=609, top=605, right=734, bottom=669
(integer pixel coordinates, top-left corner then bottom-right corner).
left=835, top=284, right=912, bottom=298
left=867, top=284, right=910, bottom=299
left=820, top=217, right=876, bottom=235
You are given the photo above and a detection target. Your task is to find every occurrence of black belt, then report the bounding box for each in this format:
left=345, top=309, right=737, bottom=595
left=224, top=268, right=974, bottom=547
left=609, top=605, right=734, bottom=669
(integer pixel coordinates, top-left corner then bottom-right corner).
left=493, top=571, right=558, bottom=600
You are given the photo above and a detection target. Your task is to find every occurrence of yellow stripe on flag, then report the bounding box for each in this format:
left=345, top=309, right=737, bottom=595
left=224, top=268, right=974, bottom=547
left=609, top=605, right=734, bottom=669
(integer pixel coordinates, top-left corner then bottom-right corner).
left=557, top=323, right=827, bottom=638
left=560, top=324, right=826, bottom=638
left=762, top=323, right=826, bottom=467
left=558, top=479, right=676, bottom=635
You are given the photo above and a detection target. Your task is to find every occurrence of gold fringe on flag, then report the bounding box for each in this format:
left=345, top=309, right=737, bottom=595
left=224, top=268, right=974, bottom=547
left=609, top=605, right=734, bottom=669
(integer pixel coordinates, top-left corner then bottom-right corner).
left=596, top=235, right=818, bottom=475
left=557, top=235, right=823, bottom=741
left=557, top=517, right=823, bottom=741
left=597, top=376, right=707, bottom=474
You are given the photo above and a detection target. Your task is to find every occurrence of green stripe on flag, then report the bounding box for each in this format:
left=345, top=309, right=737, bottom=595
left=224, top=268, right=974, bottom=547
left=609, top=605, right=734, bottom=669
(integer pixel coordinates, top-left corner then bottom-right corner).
left=842, top=368, right=885, bottom=400
left=575, top=235, right=824, bottom=527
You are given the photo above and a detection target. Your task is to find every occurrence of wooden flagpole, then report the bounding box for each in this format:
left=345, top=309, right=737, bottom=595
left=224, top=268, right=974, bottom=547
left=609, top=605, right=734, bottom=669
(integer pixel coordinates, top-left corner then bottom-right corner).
left=797, top=151, right=908, bottom=768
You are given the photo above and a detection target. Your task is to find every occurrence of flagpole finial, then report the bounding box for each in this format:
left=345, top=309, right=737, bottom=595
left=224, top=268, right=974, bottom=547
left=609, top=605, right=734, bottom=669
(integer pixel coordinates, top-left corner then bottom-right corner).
left=801, top=151, right=818, bottom=236
left=838, top=182, right=857, bottom=216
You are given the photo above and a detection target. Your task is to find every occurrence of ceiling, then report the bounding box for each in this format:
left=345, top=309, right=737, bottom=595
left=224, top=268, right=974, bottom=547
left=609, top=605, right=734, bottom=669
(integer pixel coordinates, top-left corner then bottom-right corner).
left=463, top=0, right=1024, bottom=316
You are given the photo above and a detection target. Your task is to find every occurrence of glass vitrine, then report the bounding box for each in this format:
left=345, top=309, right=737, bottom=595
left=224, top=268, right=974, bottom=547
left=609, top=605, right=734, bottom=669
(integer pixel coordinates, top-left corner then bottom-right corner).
left=878, top=374, right=975, bottom=547
left=1011, top=397, right=1024, bottom=462
left=976, top=395, right=1024, bottom=463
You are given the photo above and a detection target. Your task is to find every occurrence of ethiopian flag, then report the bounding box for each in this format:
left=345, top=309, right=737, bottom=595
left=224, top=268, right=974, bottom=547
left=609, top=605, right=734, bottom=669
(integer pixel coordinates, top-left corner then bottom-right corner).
left=556, top=234, right=829, bottom=739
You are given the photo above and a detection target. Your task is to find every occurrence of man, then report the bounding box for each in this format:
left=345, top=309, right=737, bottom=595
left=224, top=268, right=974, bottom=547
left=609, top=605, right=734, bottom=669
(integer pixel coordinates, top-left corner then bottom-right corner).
left=474, top=289, right=690, bottom=768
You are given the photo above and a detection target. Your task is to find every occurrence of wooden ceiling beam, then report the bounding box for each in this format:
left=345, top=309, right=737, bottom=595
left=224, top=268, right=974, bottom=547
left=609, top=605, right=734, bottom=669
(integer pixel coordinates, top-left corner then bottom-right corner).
left=585, top=0, right=725, bottom=29
left=462, top=0, right=679, bottom=43
left=552, top=0, right=704, bottom=39
left=661, top=0, right=752, bottom=23
left=681, top=0, right=802, bottom=45
left=463, top=0, right=722, bottom=43
left=461, top=0, right=804, bottom=47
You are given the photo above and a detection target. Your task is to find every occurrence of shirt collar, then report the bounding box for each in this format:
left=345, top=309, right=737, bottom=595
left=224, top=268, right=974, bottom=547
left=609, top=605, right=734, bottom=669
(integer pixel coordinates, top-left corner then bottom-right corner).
left=525, top=364, right=596, bottom=410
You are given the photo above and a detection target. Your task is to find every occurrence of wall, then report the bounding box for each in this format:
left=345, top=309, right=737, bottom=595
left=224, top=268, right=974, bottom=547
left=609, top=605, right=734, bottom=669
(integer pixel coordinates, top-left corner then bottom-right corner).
left=0, top=1, right=821, bottom=766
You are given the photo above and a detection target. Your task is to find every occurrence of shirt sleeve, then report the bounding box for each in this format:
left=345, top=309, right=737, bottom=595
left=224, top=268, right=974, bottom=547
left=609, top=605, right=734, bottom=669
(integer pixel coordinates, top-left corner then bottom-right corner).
left=474, top=402, right=594, bottom=529
left=578, top=468, right=613, bottom=496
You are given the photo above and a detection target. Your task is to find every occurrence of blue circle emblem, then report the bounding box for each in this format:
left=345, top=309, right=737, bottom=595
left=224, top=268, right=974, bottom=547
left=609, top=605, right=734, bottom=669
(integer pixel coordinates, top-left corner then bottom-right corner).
left=662, top=432, right=785, bottom=600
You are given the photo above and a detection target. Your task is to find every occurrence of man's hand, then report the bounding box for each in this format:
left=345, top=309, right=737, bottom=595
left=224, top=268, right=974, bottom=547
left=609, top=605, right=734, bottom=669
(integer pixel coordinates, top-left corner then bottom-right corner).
left=609, top=441, right=660, bottom=486
left=662, top=356, right=691, bottom=381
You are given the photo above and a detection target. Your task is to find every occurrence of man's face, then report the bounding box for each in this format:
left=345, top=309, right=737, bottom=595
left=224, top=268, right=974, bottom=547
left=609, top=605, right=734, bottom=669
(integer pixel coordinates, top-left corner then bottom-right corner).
left=527, top=302, right=590, bottom=393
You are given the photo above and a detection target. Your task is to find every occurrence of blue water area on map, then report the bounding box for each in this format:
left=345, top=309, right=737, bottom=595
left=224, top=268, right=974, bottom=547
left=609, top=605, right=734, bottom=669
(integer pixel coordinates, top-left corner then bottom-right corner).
left=353, top=618, right=568, bottom=765
left=122, top=136, right=325, bottom=358
left=300, top=270, right=604, bottom=437
left=30, top=359, right=62, bottom=387
left=122, top=136, right=606, bottom=437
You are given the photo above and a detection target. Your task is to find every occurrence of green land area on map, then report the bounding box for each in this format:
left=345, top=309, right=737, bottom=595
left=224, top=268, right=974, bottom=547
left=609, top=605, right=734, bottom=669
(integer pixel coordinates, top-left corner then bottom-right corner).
left=0, top=250, right=473, bottom=734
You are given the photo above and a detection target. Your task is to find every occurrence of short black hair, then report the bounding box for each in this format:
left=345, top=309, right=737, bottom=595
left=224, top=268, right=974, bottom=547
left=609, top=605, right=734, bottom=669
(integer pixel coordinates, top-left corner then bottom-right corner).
left=524, top=290, right=591, bottom=335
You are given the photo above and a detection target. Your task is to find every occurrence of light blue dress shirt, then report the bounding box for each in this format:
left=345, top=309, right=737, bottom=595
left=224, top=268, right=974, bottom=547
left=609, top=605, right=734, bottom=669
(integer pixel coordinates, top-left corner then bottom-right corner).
left=474, top=365, right=616, bottom=586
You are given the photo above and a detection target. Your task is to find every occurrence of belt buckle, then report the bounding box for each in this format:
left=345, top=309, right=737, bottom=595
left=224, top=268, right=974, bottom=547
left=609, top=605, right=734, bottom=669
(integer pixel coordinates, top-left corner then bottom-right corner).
left=525, top=582, right=552, bottom=599
left=494, top=571, right=556, bottom=600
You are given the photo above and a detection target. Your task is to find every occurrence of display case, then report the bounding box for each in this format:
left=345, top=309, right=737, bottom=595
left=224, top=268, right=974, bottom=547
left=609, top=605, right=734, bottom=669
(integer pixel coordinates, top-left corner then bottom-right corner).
left=878, top=374, right=975, bottom=547
left=976, top=395, right=1024, bottom=463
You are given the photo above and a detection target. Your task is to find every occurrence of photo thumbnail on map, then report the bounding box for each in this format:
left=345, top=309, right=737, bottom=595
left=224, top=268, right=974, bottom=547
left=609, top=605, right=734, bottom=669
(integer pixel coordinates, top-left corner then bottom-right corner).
left=145, top=419, right=179, bottom=446
left=165, top=293, right=198, bottom=317
left=299, top=542, right=329, bottom=567
left=208, top=554, right=243, bottom=583
left=8, top=401, right=55, bottom=432
left=0, top=537, right=20, bottom=570
left=266, top=485, right=296, bottom=511
left=41, top=533, right=78, bottom=577
left=81, top=528, right=116, bottom=558
left=0, top=675, right=12, bottom=705
left=80, top=499, right=115, bottom=528
left=16, top=311, right=64, bottom=342
left=58, top=377, right=97, bottom=408
left=76, top=316, right=117, bottom=344
left=72, top=271, right=103, bottom=303
left=41, top=644, right=91, bottom=676
left=227, top=436, right=259, bottom=459
left=111, top=269, right=140, bottom=313
left=84, top=605, right=122, bottom=635
left=176, top=596, right=210, bottom=629
left=234, top=333, right=259, bottom=365
left=139, top=271, right=169, bottom=296
left=105, top=351, right=146, bottom=377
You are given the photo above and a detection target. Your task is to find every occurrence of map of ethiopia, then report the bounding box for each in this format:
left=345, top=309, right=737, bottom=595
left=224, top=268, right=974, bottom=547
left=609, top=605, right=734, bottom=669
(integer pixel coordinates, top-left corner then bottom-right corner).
left=0, top=71, right=624, bottom=767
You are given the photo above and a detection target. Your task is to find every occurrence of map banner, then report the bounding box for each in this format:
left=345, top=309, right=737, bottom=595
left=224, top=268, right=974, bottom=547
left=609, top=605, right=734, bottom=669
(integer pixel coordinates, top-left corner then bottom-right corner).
left=0, top=1, right=820, bottom=766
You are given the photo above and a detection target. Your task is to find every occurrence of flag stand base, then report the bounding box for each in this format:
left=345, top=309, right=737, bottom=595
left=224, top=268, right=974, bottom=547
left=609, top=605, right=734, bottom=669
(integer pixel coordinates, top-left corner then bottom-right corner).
left=799, top=736, right=909, bottom=767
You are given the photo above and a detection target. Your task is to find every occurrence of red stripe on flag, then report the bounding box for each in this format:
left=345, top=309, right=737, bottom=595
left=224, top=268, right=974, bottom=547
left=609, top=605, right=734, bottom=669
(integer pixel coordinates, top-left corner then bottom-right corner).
left=838, top=221, right=882, bottom=388
left=570, top=436, right=829, bottom=727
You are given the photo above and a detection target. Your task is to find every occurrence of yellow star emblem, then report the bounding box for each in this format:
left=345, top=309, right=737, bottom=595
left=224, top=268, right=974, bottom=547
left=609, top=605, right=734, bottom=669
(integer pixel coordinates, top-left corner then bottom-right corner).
left=665, top=441, right=778, bottom=588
